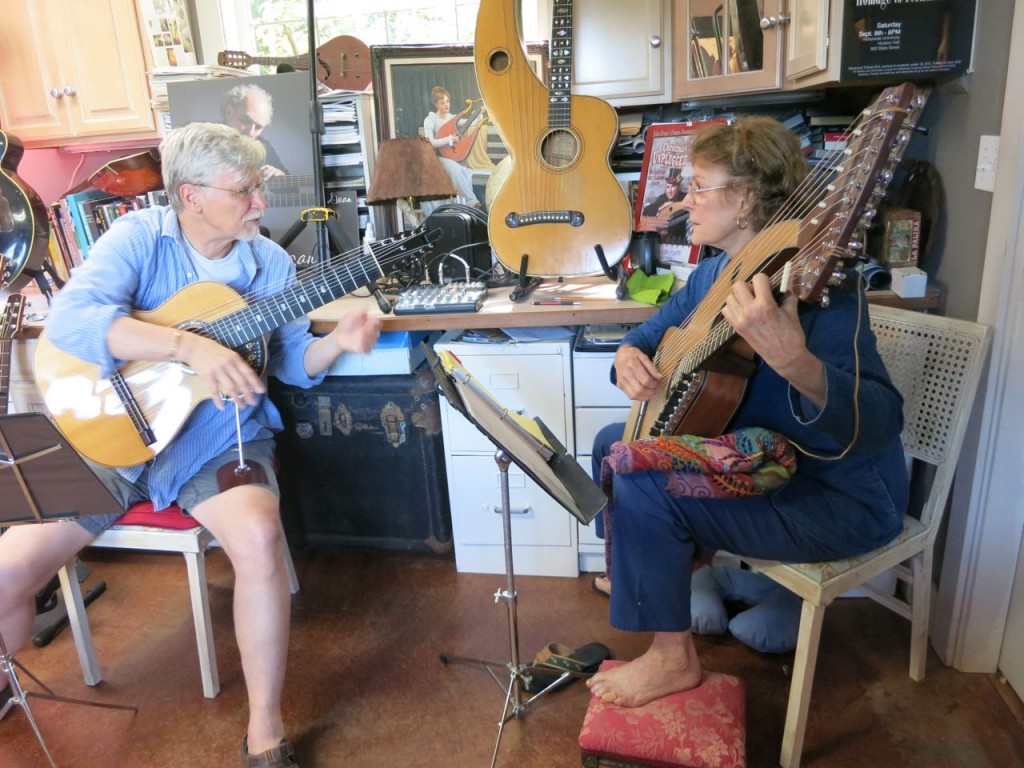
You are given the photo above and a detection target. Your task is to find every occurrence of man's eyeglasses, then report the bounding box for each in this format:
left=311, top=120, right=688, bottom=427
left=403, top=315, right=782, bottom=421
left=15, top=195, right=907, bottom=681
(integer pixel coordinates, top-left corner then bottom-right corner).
left=685, top=182, right=734, bottom=200
left=194, top=180, right=268, bottom=200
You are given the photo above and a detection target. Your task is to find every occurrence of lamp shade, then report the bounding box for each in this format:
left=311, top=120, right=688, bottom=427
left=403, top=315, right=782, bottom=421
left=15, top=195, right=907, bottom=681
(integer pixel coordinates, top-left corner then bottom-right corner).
left=366, top=137, right=457, bottom=204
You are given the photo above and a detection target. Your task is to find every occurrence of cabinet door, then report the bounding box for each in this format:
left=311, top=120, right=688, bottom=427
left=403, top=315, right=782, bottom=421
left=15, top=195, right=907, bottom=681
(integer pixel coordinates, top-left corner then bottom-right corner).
left=0, top=0, right=153, bottom=144
left=785, top=0, right=831, bottom=80
left=0, top=2, right=66, bottom=139
left=573, top=0, right=673, bottom=106
left=672, top=0, right=785, bottom=99
left=54, top=0, right=154, bottom=138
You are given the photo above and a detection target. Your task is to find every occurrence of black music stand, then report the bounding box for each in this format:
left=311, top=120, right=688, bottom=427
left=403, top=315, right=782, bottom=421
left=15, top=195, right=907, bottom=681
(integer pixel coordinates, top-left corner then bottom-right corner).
left=0, top=412, right=137, bottom=768
left=424, top=346, right=607, bottom=768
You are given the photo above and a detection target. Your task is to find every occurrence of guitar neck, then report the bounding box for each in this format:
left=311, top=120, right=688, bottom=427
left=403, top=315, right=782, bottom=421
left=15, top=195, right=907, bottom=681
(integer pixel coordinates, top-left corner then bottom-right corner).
left=264, top=174, right=319, bottom=209
left=209, top=253, right=382, bottom=349
left=247, top=55, right=308, bottom=70
left=548, top=0, right=574, bottom=127
left=0, top=340, right=11, bottom=416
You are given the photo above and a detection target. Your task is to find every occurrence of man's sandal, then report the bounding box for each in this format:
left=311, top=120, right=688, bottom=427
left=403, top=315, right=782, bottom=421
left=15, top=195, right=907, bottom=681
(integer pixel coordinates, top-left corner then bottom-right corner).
left=241, top=736, right=299, bottom=768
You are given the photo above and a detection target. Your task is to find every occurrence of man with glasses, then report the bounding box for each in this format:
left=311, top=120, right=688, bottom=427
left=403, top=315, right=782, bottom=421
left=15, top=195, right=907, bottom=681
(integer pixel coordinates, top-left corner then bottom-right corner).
left=641, top=167, right=690, bottom=238
left=222, top=83, right=289, bottom=180
left=0, top=123, right=380, bottom=768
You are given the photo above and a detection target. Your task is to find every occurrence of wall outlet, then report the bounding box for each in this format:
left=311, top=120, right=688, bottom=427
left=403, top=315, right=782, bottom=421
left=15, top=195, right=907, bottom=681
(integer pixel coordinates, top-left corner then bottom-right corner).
left=975, top=135, right=1000, bottom=192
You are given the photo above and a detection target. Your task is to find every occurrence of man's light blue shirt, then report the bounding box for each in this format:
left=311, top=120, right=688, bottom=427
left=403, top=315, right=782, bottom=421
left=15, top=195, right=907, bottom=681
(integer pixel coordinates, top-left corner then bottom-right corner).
left=45, top=206, right=326, bottom=510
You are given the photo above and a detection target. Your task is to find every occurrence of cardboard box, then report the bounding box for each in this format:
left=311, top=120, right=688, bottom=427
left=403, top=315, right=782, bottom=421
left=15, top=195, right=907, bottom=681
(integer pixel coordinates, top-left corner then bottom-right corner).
left=881, top=208, right=922, bottom=268
left=890, top=267, right=928, bottom=299
left=324, top=331, right=432, bottom=376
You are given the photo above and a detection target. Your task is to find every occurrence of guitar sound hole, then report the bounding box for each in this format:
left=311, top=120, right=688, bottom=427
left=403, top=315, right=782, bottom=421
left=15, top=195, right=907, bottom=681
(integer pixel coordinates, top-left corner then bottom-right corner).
left=541, top=129, right=578, bottom=170
left=488, top=49, right=511, bottom=75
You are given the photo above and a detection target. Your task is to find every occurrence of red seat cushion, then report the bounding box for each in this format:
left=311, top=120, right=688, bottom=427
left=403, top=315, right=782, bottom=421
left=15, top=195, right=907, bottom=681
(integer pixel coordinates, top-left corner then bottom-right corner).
left=114, top=501, right=200, bottom=531
left=578, top=660, right=746, bottom=768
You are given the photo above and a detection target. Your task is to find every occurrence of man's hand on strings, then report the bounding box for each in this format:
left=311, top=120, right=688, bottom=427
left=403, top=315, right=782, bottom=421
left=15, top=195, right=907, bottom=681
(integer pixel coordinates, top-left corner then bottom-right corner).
left=178, top=332, right=265, bottom=410
left=614, top=344, right=664, bottom=401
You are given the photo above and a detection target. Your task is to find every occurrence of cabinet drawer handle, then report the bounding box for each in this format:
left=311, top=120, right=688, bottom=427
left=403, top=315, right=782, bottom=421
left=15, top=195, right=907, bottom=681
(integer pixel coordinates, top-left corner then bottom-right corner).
left=489, top=505, right=531, bottom=516
left=650, top=35, right=661, bottom=49
left=62, top=86, right=77, bottom=97
left=49, top=88, right=64, bottom=99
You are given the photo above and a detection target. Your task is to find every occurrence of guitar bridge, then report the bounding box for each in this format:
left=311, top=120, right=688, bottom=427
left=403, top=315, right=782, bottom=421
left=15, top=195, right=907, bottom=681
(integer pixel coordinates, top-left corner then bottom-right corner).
left=505, top=210, right=584, bottom=228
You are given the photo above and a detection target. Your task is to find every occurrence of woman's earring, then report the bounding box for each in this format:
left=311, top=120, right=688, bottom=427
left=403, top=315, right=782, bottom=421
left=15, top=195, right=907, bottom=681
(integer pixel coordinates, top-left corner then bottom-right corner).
left=736, top=216, right=749, bottom=230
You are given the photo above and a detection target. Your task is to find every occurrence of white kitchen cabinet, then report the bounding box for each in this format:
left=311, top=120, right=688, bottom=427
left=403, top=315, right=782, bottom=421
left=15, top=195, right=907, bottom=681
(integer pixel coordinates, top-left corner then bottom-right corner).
left=0, top=0, right=156, bottom=146
left=434, top=333, right=579, bottom=577
left=572, top=0, right=674, bottom=106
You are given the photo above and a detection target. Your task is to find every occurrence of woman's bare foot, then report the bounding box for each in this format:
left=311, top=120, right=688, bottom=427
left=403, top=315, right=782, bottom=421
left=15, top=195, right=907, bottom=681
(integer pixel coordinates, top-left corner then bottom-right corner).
left=592, top=574, right=611, bottom=597
left=585, top=631, right=702, bottom=707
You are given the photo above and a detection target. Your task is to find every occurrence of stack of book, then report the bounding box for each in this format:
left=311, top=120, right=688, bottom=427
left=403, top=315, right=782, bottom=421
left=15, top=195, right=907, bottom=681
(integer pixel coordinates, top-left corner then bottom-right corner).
left=47, top=188, right=168, bottom=276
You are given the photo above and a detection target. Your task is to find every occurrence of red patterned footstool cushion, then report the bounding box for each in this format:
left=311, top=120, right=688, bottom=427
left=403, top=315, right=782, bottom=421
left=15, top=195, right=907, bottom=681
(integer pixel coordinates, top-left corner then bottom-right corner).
left=578, top=660, right=746, bottom=768
left=114, top=501, right=199, bottom=530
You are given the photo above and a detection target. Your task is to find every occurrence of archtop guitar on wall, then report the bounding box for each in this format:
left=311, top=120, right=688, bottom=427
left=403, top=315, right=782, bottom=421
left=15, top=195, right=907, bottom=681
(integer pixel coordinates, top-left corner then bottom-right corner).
left=474, top=0, right=631, bottom=277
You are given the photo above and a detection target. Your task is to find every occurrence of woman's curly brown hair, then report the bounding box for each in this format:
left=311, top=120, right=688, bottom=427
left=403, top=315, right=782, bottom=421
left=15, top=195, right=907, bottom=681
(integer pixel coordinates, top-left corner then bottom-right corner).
left=691, top=116, right=809, bottom=231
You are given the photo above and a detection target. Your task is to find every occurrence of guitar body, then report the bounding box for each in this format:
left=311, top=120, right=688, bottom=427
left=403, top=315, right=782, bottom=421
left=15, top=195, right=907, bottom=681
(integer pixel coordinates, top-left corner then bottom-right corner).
left=217, top=35, right=371, bottom=91
left=474, top=0, right=631, bottom=277
left=0, top=130, right=49, bottom=291
left=34, top=282, right=261, bottom=467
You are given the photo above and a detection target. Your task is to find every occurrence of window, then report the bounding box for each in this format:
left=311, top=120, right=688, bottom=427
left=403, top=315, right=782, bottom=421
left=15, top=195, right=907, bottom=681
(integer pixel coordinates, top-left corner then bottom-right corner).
left=210, top=1, right=547, bottom=61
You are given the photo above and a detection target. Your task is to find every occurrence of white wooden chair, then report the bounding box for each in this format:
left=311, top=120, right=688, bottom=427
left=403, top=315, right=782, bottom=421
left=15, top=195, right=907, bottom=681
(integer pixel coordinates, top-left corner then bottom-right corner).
left=741, top=304, right=992, bottom=768
left=58, top=502, right=299, bottom=699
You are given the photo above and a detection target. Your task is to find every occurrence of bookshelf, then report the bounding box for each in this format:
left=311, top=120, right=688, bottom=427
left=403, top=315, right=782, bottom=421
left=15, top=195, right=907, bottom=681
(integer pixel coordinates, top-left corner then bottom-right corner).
left=320, top=90, right=381, bottom=244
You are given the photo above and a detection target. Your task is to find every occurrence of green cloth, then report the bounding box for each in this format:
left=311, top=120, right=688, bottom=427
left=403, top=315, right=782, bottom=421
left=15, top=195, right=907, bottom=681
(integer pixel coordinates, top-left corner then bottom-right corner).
left=626, top=269, right=676, bottom=306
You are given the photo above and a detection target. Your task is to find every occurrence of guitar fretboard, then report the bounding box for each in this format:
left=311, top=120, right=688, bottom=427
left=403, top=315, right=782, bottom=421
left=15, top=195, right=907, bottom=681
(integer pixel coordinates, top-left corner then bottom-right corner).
left=548, top=0, right=574, bottom=128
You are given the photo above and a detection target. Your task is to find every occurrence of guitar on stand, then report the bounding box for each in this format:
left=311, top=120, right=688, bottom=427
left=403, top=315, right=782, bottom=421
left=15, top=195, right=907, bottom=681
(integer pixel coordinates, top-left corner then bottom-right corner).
left=217, top=35, right=372, bottom=91
left=474, top=0, right=631, bottom=278
left=624, top=83, right=931, bottom=443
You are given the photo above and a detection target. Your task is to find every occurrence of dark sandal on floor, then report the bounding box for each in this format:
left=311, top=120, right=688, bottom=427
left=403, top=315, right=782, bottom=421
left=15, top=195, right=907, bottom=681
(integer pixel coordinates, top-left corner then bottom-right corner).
left=241, top=736, right=299, bottom=768
left=523, top=641, right=612, bottom=694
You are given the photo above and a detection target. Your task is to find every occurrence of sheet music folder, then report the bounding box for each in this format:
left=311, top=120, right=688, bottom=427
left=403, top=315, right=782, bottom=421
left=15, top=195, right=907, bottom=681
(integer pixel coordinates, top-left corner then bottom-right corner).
left=424, top=344, right=607, bottom=526
left=0, top=413, right=120, bottom=526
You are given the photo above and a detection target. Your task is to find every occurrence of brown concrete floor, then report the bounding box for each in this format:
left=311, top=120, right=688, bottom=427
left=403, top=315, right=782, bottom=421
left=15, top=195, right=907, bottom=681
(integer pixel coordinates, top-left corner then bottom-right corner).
left=2, top=546, right=1023, bottom=768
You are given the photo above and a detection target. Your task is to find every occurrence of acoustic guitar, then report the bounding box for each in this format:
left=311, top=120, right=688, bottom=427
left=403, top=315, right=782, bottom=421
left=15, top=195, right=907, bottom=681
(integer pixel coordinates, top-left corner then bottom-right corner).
left=0, top=130, right=49, bottom=292
left=1, top=293, right=26, bottom=416
left=218, top=35, right=371, bottom=91
left=474, top=0, right=631, bottom=277
left=623, top=83, right=931, bottom=442
left=34, top=227, right=435, bottom=468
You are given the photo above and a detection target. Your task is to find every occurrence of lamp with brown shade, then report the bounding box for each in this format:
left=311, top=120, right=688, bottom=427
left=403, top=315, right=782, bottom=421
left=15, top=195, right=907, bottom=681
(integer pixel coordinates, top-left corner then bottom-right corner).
left=366, top=137, right=456, bottom=232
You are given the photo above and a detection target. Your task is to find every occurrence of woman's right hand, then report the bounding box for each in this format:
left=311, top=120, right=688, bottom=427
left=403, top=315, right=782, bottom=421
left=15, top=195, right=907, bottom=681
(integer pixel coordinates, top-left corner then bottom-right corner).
left=614, top=344, right=663, bottom=401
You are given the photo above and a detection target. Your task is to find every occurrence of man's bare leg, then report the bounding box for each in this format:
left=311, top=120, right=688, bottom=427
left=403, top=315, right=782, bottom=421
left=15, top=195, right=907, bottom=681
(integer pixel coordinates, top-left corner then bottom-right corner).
left=189, top=485, right=291, bottom=755
left=585, top=630, right=703, bottom=707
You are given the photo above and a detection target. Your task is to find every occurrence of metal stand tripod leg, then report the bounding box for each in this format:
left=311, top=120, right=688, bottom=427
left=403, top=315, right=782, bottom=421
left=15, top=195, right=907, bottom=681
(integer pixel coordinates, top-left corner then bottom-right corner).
left=439, top=450, right=575, bottom=768
left=1, top=630, right=137, bottom=768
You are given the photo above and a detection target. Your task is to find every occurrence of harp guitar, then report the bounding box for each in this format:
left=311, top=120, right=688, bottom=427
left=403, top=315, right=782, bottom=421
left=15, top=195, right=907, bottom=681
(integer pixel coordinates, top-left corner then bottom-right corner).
left=624, top=83, right=931, bottom=442
left=474, top=0, right=631, bottom=277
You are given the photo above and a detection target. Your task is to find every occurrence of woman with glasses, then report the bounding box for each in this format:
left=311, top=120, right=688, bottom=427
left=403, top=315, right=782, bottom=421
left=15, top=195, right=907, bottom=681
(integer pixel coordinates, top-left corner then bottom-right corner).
left=0, top=123, right=380, bottom=768
left=586, top=116, right=909, bottom=706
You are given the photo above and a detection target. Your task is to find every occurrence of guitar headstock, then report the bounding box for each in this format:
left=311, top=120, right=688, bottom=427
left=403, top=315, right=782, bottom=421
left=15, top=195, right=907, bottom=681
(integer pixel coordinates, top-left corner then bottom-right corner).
left=2, top=292, right=26, bottom=340
left=217, top=50, right=253, bottom=69
left=369, top=226, right=441, bottom=279
left=787, top=83, right=931, bottom=305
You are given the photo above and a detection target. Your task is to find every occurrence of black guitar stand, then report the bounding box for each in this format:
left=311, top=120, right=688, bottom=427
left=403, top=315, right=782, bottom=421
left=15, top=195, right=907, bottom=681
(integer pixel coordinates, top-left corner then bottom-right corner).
left=507, top=255, right=543, bottom=302
left=593, top=244, right=629, bottom=300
